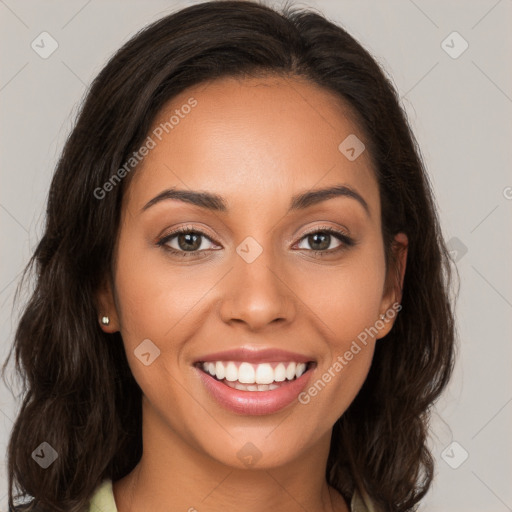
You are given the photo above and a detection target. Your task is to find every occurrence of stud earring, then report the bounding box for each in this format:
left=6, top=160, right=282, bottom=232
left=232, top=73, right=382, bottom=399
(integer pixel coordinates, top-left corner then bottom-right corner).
left=379, top=314, right=386, bottom=321
left=100, top=316, right=110, bottom=326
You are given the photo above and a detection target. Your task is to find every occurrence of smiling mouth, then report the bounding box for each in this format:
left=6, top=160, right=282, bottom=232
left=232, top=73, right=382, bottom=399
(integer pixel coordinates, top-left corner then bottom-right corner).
left=194, top=360, right=316, bottom=392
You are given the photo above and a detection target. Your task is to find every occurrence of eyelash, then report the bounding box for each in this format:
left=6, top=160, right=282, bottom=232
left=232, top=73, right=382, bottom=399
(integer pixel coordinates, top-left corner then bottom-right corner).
left=156, top=224, right=355, bottom=258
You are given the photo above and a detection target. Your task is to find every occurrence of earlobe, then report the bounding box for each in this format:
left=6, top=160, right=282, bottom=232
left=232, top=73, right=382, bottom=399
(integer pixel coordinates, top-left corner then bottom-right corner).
left=95, top=276, right=120, bottom=333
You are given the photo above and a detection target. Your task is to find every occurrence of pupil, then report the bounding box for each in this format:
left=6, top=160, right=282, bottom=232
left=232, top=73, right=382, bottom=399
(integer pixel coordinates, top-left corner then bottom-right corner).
left=310, top=232, right=329, bottom=251
left=179, top=233, right=200, bottom=251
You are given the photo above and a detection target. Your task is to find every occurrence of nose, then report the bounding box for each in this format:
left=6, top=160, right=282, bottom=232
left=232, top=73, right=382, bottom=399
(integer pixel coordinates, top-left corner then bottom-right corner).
left=219, top=247, right=296, bottom=331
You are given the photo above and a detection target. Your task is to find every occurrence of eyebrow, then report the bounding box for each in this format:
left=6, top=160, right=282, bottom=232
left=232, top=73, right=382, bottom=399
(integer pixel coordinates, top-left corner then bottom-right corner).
left=141, top=184, right=370, bottom=216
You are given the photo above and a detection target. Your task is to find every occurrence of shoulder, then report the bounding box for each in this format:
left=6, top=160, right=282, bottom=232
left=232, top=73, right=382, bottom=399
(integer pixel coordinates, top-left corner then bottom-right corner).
left=88, top=479, right=118, bottom=511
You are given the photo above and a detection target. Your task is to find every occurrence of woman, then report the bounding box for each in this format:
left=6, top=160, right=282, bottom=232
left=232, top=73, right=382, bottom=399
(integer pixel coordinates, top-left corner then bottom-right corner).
left=3, top=1, right=456, bottom=511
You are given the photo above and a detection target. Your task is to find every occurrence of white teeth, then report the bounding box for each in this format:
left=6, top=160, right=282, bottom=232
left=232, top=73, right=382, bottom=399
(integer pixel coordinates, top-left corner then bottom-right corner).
left=215, top=361, right=225, bottom=380
left=225, top=362, right=238, bottom=382
left=255, top=363, right=274, bottom=384
left=295, top=363, right=306, bottom=379
left=238, top=362, right=255, bottom=383
left=200, top=360, right=309, bottom=384
left=274, top=363, right=286, bottom=382
left=223, top=381, right=284, bottom=392
left=285, top=362, right=296, bottom=380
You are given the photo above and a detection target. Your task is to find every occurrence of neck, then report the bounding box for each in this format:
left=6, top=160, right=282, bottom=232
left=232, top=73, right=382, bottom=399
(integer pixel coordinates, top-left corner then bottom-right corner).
left=113, top=397, right=349, bottom=512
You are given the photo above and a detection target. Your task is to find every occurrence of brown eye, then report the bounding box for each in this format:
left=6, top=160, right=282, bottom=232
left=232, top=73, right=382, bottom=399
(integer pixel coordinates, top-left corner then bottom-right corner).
left=174, top=232, right=203, bottom=251
left=303, top=232, right=337, bottom=251
left=157, top=227, right=218, bottom=257
left=295, top=227, right=354, bottom=255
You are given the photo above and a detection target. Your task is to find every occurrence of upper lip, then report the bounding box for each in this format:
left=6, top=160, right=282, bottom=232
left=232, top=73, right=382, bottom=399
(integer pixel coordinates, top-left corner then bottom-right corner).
left=194, top=347, right=315, bottom=365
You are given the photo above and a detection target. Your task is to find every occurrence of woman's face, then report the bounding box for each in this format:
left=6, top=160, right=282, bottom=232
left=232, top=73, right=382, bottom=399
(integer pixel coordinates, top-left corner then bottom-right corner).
left=100, top=75, right=406, bottom=470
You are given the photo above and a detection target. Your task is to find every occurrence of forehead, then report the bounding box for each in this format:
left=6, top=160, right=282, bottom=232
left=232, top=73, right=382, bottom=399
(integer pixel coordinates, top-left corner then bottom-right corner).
left=125, top=74, right=379, bottom=217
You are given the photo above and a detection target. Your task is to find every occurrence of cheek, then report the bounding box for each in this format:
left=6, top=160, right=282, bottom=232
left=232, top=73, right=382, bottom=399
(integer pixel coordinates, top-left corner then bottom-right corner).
left=113, top=232, right=207, bottom=343
left=303, top=244, right=387, bottom=345
left=111, top=243, right=193, bottom=400
left=111, top=231, right=225, bottom=401
left=298, top=267, right=384, bottom=426
left=297, top=240, right=386, bottom=411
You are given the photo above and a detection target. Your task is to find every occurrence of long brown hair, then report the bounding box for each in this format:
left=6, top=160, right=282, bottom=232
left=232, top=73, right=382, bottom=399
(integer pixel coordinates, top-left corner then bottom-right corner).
left=2, top=1, right=456, bottom=511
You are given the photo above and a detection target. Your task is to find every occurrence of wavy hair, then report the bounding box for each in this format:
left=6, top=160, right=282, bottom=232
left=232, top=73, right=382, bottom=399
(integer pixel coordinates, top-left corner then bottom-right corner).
left=2, top=1, right=456, bottom=511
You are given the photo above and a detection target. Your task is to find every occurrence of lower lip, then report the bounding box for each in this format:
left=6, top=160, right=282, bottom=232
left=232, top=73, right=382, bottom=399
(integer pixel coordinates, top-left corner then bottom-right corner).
left=195, top=365, right=315, bottom=415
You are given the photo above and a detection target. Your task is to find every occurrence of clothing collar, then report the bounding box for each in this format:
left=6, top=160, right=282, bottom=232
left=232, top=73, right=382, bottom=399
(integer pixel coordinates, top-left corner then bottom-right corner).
left=89, top=479, right=379, bottom=512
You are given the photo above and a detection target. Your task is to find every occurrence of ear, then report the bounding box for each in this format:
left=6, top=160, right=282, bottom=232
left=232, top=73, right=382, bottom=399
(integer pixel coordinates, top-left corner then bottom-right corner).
left=376, top=232, right=408, bottom=339
left=95, top=274, right=120, bottom=333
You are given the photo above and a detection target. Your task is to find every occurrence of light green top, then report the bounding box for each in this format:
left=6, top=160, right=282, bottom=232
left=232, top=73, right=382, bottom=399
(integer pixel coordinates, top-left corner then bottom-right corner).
left=88, top=479, right=378, bottom=512
left=88, top=479, right=118, bottom=511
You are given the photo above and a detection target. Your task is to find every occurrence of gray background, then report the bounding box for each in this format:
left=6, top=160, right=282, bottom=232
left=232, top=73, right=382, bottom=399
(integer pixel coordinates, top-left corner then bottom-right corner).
left=1, top=0, right=511, bottom=510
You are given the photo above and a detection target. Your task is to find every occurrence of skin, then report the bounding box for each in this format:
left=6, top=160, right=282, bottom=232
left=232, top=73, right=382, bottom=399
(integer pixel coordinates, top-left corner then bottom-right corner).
left=97, top=74, right=408, bottom=512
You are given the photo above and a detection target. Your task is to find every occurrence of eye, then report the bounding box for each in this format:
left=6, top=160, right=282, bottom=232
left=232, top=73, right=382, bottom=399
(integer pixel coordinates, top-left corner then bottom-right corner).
left=157, top=226, right=218, bottom=257
left=294, top=226, right=354, bottom=255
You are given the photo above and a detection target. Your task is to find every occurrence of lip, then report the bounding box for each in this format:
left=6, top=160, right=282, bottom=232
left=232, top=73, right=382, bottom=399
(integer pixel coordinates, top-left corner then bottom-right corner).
left=193, top=347, right=315, bottom=364
left=194, top=361, right=316, bottom=415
